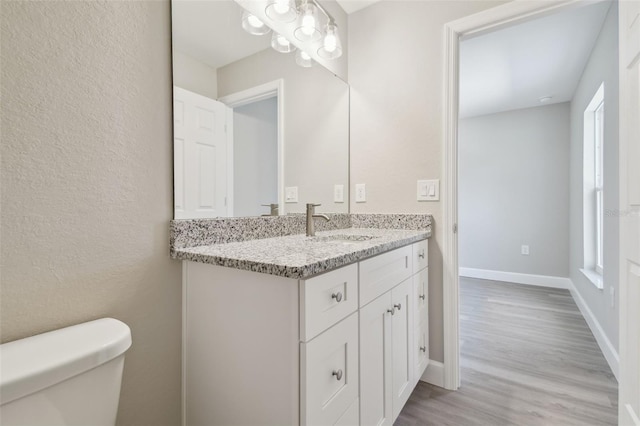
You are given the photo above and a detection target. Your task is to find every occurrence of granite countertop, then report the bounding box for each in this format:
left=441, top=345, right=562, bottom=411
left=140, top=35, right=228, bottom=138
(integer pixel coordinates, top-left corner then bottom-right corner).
left=172, top=227, right=429, bottom=279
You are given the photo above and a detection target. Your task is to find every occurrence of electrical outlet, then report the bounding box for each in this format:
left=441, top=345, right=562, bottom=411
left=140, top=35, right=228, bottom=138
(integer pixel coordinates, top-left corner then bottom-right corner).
left=521, top=245, right=530, bottom=255
left=285, top=186, right=298, bottom=203
left=355, top=184, right=366, bottom=203
left=334, top=184, right=344, bottom=203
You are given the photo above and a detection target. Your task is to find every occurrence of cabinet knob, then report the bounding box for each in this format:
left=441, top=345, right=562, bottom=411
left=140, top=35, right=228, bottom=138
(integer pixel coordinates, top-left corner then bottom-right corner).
left=418, top=251, right=425, bottom=259
left=419, top=294, right=426, bottom=300
left=387, top=308, right=395, bottom=316
left=394, top=303, right=402, bottom=311
left=331, top=292, right=343, bottom=303
left=332, top=369, right=343, bottom=381
left=420, top=346, right=426, bottom=353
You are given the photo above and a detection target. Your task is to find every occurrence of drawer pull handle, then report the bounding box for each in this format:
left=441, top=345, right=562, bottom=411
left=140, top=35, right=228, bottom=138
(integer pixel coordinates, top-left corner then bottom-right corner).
left=332, top=369, right=343, bottom=381
left=419, top=294, right=426, bottom=300
left=418, top=251, right=425, bottom=259
left=420, top=346, right=426, bottom=353
left=331, top=292, right=343, bottom=303
left=394, top=303, right=402, bottom=311
left=387, top=308, right=395, bottom=316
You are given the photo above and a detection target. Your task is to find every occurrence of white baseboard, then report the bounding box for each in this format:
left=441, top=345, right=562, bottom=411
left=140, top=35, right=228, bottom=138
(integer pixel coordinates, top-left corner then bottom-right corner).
left=459, top=267, right=572, bottom=289
left=567, top=280, right=620, bottom=381
left=420, top=360, right=444, bottom=388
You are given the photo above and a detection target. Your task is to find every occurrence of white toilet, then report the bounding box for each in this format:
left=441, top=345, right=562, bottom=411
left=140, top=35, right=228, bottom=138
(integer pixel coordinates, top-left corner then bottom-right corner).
left=0, top=318, right=132, bottom=426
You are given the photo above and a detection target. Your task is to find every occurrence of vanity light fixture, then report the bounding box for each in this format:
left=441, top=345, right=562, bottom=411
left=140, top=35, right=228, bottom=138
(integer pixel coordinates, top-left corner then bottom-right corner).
left=295, top=49, right=313, bottom=67
left=272, top=32, right=296, bottom=53
left=241, top=0, right=343, bottom=66
left=241, top=10, right=271, bottom=36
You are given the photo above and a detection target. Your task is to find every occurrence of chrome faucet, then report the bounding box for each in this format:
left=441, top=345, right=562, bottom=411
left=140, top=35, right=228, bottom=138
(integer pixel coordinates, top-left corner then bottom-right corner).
left=261, top=203, right=279, bottom=216
left=306, top=203, right=330, bottom=237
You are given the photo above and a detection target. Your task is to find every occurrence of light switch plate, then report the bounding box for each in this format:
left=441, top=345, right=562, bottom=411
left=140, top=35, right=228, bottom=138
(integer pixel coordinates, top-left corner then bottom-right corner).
left=355, top=184, right=366, bottom=203
left=417, top=179, right=439, bottom=201
left=521, top=245, right=530, bottom=255
left=285, top=186, right=298, bottom=203
left=334, top=184, right=344, bottom=203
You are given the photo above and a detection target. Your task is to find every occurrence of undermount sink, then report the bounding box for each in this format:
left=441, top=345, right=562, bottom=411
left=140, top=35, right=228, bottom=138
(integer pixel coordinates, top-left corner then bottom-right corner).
left=309, top=234, right=378, bottom=243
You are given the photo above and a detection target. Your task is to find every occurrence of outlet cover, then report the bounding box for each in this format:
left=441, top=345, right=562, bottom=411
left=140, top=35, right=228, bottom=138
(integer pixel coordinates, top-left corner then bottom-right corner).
left=334, top=184, right=344, bottom=203
left=521, top=245, right=530, bottom=255
left=285, top=186, right=298, bottom=203
left=355, top=184, right=366, bottom=203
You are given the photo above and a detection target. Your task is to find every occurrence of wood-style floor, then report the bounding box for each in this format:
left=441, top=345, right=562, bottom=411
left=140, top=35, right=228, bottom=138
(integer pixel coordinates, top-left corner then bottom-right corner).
left=396, top=278, right=618, bottom=426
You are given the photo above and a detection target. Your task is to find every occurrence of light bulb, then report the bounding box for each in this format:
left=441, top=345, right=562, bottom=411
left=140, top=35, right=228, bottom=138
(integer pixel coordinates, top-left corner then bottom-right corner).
left=318, top=22, right=342, bottom=59
left=274, top=0, right=290, bottom=14
left=276, top=35, right=289, bottom=47
left=324, top=34, right=337, bottom=52
left=247, top=14, right=265, bottom=28
left=302, top=12, right=315, bottom=36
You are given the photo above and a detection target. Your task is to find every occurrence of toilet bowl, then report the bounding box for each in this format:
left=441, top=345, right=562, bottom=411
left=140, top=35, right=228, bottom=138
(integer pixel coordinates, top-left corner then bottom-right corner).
left=0, top=318, right=132, bottom=426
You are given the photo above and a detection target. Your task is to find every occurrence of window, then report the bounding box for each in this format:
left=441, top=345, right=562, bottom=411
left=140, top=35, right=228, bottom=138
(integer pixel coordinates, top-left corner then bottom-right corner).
left=582, top=83, right=604, bottom=289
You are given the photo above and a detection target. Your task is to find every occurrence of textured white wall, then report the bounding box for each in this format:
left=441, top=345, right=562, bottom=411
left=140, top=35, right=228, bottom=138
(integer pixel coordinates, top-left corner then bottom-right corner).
left=233, top=98, right=279, bottom=217
left=218, top=48, right=350, bottom=214
left=348, top=0, right=507, bottom=362
left=172, top=49, right=218, bottom=99
left=0, top=2, right=182, bottom=425
left=459, top=103, right=571, bottom=278
left=569, top=3, right=619, bottom=349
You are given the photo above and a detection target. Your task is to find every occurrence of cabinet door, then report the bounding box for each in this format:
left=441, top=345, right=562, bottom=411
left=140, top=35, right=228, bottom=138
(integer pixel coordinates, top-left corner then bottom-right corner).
left=301, top=313, right=359, bottom=426
left=359, top=293, right=393, bottom=426
left=413, top=269, right=429, bottom=384
left=391, top=278, right=414, bottom=421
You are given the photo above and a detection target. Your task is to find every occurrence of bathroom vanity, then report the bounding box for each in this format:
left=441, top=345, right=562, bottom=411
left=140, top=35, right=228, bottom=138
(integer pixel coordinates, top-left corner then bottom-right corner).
left=173, top=221, right=430, bottom=426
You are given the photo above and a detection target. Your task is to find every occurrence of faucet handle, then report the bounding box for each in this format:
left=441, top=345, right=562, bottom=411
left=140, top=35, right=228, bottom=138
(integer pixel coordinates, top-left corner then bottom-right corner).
left=308, top=203, right=321, bottom=207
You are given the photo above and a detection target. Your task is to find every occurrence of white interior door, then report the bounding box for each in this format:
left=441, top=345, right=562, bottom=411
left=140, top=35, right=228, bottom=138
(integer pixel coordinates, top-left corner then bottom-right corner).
left=174, top=86, right=230, bottom=219
left=619, top=1, right=640, bottom=424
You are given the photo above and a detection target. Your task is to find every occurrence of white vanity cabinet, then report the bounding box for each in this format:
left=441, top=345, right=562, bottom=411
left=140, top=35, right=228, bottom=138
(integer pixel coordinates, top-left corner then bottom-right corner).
left=182, top=239, right=428, bottom=426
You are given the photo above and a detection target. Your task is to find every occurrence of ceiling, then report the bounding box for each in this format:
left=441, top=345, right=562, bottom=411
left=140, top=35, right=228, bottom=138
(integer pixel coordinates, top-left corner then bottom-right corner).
left=459, top=1, right=611, bottom=118
left=172, top=1, right=271, bottom=70
left=335, top=0, right=380, bottom=14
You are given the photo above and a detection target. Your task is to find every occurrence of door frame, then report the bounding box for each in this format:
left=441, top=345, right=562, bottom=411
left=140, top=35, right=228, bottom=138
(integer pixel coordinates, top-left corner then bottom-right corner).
left=219, top=79, right=285, bottom=216
left=441, top=0, right=609, bottom=390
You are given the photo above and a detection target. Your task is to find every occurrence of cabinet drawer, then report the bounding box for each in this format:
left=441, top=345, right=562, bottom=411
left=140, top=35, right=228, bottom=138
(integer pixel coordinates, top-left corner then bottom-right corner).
left=412, top=240, right=428, bottom=273
left=413, top=268, right=428, bottom=327
left=301, top=313, right=359, bottom=426
left=359, top=245, right=412, bottom=307
left=300, top=263, right=358, bottom=342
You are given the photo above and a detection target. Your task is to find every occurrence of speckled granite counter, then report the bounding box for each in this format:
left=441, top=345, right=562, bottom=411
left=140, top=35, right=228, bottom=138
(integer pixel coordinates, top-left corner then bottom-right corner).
left=172, top=227, right=429, bottom=279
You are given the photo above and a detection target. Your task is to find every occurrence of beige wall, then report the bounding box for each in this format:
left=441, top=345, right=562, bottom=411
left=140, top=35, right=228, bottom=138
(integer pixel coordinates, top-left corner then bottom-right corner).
left=348, top=0, right=507, bottom=362
left=218, top=48, right=350, bottom=214
left=172, top=49, right=218, bottom=99
left=0, top=2, right=182, bottom=425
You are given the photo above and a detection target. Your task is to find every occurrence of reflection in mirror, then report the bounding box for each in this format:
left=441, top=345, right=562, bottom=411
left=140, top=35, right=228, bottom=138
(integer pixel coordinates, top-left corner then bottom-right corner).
left=172, top=0, right=349, bottom=219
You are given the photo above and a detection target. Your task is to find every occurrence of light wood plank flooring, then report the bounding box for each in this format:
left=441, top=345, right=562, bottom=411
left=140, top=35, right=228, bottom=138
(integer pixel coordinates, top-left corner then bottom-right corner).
left=396, top=278, right=618, bottom=426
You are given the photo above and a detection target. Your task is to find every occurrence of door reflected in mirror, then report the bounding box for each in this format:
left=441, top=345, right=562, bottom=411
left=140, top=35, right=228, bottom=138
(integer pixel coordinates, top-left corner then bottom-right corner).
left=172, top=0, right=349, bottom=219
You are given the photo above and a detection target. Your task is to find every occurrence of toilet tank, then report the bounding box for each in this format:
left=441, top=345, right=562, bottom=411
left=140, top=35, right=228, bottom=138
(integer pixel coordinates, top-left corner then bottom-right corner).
left=0, top=318, right=132, bottom=426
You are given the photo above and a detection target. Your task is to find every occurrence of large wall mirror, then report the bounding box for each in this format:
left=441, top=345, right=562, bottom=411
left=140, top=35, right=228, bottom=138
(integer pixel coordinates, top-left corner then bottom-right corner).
left=172, top=0, right=350, bottom=219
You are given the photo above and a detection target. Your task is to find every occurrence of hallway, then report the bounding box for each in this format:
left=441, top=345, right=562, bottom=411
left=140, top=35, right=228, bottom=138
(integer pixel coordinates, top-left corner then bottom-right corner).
left=396, top=278, right=618, bottom=426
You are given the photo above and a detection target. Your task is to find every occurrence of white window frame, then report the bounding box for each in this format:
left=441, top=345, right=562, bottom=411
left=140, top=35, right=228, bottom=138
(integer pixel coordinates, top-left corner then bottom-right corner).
left=581, top=82, right=605, bottom=289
